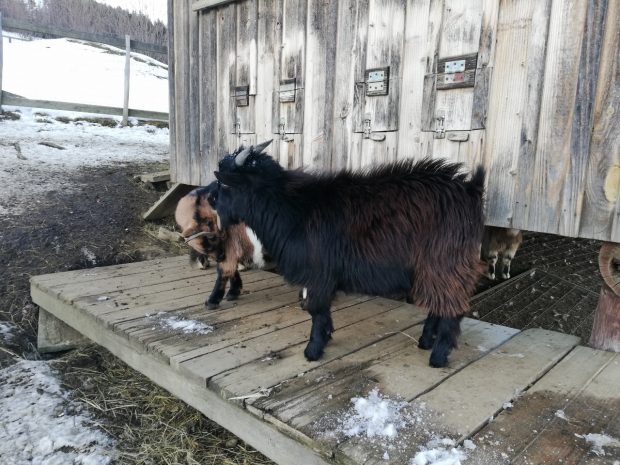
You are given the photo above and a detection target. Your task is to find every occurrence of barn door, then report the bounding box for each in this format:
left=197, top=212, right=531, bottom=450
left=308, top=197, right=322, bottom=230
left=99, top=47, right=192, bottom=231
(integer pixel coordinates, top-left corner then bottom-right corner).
left=351, top=0, right=406, bottom=168
left=420, top=0, right=488, bottom=165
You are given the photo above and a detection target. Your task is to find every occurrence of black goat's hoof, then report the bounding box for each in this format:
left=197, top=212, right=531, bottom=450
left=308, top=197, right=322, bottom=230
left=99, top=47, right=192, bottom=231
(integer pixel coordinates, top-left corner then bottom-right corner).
left=418, top=335, right=434, bottom=350
left=225, top=292, right=240, bottom=301
left=429, top=351, right=449, bottom=368
left=205, top=301, right=219, bottom=310
left=304, top=341, right=325, bottom=361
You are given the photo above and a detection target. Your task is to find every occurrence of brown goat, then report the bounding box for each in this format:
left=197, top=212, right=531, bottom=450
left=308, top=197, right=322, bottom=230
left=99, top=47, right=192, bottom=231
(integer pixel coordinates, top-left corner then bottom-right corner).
left=175, top=183, right=271, bottom=309
left=481, top=227, right=523, bottom=280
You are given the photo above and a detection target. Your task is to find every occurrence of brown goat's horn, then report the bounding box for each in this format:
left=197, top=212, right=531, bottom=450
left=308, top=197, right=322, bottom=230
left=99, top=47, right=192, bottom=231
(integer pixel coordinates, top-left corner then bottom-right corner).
left=254, top=139, right=273, bottom=154
left=235, top=145, right=252, bottom=166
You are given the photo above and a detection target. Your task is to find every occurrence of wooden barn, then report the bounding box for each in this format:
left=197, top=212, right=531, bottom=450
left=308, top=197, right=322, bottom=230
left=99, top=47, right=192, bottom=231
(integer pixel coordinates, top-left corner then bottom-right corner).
left=167, top=0, right=619, bottom=243
left=31, top=2, right=620, bottom=464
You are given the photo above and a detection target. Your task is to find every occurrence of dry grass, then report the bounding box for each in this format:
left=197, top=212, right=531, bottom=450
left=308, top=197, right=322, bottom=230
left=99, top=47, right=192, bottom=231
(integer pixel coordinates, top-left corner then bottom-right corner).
left=54, top=346, right=276, bottom=465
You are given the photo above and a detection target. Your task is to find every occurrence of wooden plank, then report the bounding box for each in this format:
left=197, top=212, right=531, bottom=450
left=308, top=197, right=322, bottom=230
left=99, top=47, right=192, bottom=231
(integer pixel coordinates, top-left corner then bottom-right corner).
left=142, top=182, right=195, bottom=221
left=1, top=17, right=167, bottom=55
left=0, top=13, right=3, bottom=108
left=38, top=309, right=89, bottom=353
left=301, top=0, right=338, bottom=170
left=30, top=255, right=190, bottom=286
left=558, top=0, right=608, bottom=238
left=330, top=0, right=361, bottom=171
left=468, top=347, right=619, bottom=464
left=471, top=0, right=499, bottom=129
left=173, top=0, right=190, bottom=184
left=397, top=0, right=433, bottom=159
left=1, top=92, right=168, bottom=121
left=255, top=319, right=517, bottom=436
left=418, top=0, right=444, bottom=134
left=198, top=7, right=219, bottom=182
left=526, top=0, right=589, bottom=235
left=137, top=170, right=171, bottom=183
left=30, top=284, right=333, bottom=465
left=337, top=328, right=580, bottom=465
left=188, top=7, right=202, bottom=186
left=255, top=0, right=281, bottom=162
left=350, top=0, right=370, bottom=136
left=579, top=0, right=620, bottom=242
left=509, top=0, right=554, bottom=230
left=485, top=0, right=548, bottom=228
left=234, top=0, right=258, bottom=136
left=167, top=0, right=177, bottom=182
left=178, top=298, right=409, bottom=384
left=275, top=0, right=306, bottom=137
left=216, top=3, right=237, bottom=157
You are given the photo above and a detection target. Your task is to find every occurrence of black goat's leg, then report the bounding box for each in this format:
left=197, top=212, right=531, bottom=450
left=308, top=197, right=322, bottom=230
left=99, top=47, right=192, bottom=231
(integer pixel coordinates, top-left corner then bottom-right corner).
left=225, top=270, right=242, bottom=301
left=418, top=314, right=440, bottom=350
left=206, top=266, right=228, bottom=310
left=303, top=290, right=334, bottom=361
left=429, top=315, right=463, bottom=368
left=298, top=287, right=308, bottom=311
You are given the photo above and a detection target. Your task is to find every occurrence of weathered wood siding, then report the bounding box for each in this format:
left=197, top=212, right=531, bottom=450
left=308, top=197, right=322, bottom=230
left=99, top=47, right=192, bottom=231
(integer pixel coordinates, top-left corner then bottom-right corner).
left=171, top=0, right=619, bottom=243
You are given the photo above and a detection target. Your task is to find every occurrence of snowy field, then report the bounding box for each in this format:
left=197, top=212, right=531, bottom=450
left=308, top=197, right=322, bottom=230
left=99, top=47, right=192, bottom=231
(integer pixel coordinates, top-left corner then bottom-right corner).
left=1, top=28, right=170, bottom=464
left=2, top=34, right=168, bottom=112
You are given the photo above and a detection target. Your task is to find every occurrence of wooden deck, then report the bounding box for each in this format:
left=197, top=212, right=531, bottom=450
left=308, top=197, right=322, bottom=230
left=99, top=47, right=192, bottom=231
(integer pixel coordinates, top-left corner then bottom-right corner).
left=31, top=256, right=620, bottom=465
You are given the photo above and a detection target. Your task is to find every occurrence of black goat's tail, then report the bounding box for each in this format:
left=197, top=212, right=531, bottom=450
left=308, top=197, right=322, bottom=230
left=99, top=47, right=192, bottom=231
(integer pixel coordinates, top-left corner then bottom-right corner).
left=467, top=165, right=486, bottom=198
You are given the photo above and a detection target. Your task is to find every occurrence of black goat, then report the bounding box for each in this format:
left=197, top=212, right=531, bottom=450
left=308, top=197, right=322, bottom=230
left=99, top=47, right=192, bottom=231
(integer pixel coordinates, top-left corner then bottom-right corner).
left=214, top=140, right=486, bottom=368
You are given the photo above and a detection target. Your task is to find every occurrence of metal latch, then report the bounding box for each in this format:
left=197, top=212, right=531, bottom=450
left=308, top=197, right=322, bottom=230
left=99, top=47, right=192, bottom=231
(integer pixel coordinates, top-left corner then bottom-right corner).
left=279, top=79, right=296, bottom=103
left=365, top=67, right=389, bottom=96
left=278, top=118, right=293, bottom=142
left=233, top=86, right=249, bottom=107
left=434, top=115, right=445, bottom=139
left=362, top=113, right=386, bottom=141
left=234, top=117, right=241, bottom=137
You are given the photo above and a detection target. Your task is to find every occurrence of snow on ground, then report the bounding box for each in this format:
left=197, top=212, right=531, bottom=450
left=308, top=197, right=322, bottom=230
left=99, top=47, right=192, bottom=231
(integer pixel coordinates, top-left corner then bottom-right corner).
left=0, top=321, right=15, bottom=343
left=411, top=437, right=469, bottom=465
left=0, top=108, right=168, bottom=216
left=0, top=359, right=117, bottom=465
left=578, top=433, right=620, bottom=456
left=155, top=313, right=214, bottom=335
left=340, top=389, right=410, bottom=439
left=2, top=34, right=168, bottom=112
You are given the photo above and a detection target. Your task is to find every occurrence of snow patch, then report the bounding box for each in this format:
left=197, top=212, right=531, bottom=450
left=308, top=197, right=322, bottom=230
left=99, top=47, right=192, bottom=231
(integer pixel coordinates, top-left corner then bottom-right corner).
left=340, top=389, right=409, bottom=439
left=81, top=247, right=98, bottom=265
left=578, top=433, right=620, bottom=456
left=554, top=409, right=568, bottom=420
left=0, top=359, right=116, bottom=464
left=0, top=321, right=15, bottom=343
left=502, top=401, right=513, bottom=409
left=411, top=437, right=468, bottom=465
left=157, top=313, right=213, bottom=335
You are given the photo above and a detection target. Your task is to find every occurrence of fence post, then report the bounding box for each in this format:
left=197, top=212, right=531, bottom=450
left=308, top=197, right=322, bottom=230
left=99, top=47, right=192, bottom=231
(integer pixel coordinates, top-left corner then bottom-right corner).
left=122, top=34, right=130, bottom=126
left=1, top=12, right=4, bottom=110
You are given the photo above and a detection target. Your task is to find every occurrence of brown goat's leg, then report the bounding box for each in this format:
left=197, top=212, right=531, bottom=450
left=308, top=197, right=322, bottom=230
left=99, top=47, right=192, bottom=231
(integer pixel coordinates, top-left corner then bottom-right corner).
left=206, top=265, right=229, bottom=310
left=429, top=315, right=463, bottom=368
left=485, top=253, right=498, bottom=280
left=303, top=289, right=334, bottom=361
left=418, top=314, right=440, bottom=350
left=225, top=270, right=242, bottom=301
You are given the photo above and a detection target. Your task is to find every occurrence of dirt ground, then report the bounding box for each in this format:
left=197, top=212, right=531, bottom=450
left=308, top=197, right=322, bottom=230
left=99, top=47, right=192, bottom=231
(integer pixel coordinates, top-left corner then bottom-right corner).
left=0, top=112, right=606, bottom=464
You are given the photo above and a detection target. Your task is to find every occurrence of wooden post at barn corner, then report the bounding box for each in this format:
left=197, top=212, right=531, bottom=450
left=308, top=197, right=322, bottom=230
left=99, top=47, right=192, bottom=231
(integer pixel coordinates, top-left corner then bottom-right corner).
left=121, top=34, right=130, bottom=126
left=590, top=243, right=620, bottom=352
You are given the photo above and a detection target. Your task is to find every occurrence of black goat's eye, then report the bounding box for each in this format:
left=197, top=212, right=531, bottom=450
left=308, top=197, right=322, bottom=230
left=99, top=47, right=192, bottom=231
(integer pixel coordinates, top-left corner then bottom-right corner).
left=251, top=160, right=257, bottom=167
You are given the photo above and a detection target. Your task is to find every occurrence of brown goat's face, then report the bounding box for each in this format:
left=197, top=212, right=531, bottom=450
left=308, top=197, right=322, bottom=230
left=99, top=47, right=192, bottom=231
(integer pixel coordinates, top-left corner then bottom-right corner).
left=175, top=189, right=222, bottom=256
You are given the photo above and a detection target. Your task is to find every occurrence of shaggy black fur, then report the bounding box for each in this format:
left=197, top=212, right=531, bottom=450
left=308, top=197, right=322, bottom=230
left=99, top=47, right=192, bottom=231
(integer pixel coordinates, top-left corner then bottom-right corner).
left=214, top=142, right=485, bottom=367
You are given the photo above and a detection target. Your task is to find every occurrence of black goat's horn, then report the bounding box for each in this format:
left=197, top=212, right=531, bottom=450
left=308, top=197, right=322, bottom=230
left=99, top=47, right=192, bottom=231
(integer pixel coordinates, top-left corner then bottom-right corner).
left=235, top=145, right=252, bottom=166
left=255, top=139, right=273, bottom=154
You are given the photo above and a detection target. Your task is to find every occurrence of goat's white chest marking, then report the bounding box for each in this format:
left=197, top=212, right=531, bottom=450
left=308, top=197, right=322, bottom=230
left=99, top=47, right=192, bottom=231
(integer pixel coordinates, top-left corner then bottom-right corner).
left=245, top=227, right=266, bottom=269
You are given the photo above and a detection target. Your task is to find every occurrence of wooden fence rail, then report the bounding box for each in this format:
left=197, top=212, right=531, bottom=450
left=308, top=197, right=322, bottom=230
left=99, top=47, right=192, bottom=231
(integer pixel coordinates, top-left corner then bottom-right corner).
left=0, top=13, right=169, bottom=121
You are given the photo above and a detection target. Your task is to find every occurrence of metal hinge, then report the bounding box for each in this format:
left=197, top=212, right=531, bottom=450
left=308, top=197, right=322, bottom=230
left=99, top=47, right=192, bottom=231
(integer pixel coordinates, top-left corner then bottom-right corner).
left=234, top=118, right=241, bottom=138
